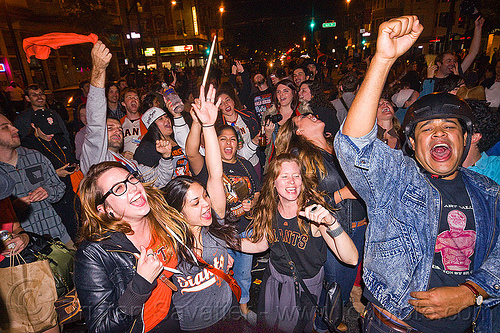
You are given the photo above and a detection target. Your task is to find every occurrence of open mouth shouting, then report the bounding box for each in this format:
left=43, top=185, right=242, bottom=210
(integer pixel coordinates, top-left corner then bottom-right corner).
left=430, top=142, right=452, bottom=162
left=201, top=208, right=212, bottom=220
left=130, top=193, right=147, bottom=207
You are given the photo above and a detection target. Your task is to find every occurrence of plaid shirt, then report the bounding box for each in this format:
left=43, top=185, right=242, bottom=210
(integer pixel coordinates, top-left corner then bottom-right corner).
left=0, top=147, right=70, bottom=243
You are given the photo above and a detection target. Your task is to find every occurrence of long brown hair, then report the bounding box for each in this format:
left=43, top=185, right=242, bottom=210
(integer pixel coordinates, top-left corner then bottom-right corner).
left=274, top=117, right=328, bottom=180
left=78, top=162, right=190, bottom=263
left=249, top=154, right=329, bottom=244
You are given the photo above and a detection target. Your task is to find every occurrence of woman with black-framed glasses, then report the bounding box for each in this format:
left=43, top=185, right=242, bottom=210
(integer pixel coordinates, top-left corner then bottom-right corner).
left=74, top=161, right=193, bottom=333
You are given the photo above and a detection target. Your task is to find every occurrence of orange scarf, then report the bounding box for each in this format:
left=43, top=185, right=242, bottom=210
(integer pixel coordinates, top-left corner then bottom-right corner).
left=23, top=33, right=98, bottom=63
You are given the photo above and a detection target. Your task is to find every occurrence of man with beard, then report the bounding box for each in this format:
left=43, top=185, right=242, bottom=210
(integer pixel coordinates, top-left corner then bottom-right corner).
left=247, top=72, right=274, bottom=121
left=292, top=65, right=311, bottom=88
left=14, top=84, right=70, bottom=143
left=81, top=41, right=173, bottom=189
left=335, top=16, right=499, bottom=333
left=119, top=87, right=146, bottom=158
left=0, top=114, right=71, bottom=246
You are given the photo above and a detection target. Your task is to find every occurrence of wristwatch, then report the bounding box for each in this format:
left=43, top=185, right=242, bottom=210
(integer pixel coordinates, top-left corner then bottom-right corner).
left=460, top=282, right=484, bottom=305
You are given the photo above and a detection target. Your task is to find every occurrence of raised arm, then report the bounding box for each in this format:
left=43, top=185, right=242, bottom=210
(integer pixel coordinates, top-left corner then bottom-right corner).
left=343, top=16, right=423, bottom=138
left=460, top=16, right=485, bottom=73
left=81, top=41, right=113, bottom=174
left=185, top=109, right=204, bottom=175
left=191, top=85, right=226, bottom=217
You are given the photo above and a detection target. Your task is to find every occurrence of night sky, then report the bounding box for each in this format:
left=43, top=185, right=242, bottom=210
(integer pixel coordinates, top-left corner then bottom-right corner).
left=222, top=0, right=345, bottom=57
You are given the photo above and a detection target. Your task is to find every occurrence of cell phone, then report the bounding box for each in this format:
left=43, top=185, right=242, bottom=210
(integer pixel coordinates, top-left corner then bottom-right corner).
left=65, top=165, right=76, bottom=172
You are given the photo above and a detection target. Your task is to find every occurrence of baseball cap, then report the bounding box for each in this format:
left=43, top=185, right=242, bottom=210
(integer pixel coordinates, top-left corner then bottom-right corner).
left=32, top=109, right=61, bottom=135
left=142, top=107, right=166, bottom=129
left=391, top=89, right=415, bottom=108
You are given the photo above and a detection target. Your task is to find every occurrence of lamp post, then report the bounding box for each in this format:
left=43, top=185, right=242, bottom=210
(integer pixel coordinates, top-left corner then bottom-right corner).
left=218, top=5, right=224, bottom=64
left=171, top=0, right=187, bottom=66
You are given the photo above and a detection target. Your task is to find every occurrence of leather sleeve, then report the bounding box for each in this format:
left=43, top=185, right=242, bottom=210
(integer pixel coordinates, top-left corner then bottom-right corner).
left=74, top=242, right=156, bottom=333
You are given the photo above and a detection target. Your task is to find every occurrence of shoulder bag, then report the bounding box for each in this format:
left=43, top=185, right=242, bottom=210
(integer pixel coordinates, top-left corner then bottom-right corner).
left=277, top=230, right=343, bottom=333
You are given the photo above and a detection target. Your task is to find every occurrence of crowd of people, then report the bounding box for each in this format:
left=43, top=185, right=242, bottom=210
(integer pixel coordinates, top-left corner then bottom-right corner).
left=0, top=12, right=499, bottom=333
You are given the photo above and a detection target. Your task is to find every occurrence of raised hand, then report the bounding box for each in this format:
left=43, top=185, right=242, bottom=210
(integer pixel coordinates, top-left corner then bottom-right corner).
left=475, top=16, right=485, bottom=30
left=191, top=85, right=221, bottom=126
left=376, top=16, right=423, bottom=63
left=427, top=61, right=438, bottom=78
left=235, top=60, right=244, bottom=73
left=91, top=41, right=112, bottom=70
left=156, top=139, right=172, bottom=158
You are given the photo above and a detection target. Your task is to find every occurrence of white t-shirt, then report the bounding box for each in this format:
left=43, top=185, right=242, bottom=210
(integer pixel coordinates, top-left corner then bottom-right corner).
left=121, top=117, right=143, bottom=154
left=231, top=115, right=259, bottom=166
left=485, top=82, right=500, bottom=109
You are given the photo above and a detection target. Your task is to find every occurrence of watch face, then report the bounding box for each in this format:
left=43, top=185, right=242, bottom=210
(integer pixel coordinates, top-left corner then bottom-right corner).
left=476, top=295, right=484, bottom=305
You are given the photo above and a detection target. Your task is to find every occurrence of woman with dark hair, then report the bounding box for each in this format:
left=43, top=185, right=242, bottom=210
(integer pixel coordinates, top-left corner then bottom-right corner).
left=163, top=85, right=245, bottom=331
left=134, top=106, right=191, bottom=177
left=74, top=161, right=192, bottom=333
left=261, top=78, right=301, bottom=168
left=376, top=98, right=401, bottom=149
left=298, top=80, right=340, bottom=136
left=275, top=114, right=367, bottom=332
left=215, top=82, right=262, bottom=177
left=241, top=153, right=358, bottom=332
left=186, top=86, right=262, bottom=324
left=140, top=92, right=162, bottom=114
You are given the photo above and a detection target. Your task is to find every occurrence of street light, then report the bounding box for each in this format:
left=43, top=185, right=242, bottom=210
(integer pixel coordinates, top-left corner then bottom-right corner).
left=219, top=6, right=224, bottom=13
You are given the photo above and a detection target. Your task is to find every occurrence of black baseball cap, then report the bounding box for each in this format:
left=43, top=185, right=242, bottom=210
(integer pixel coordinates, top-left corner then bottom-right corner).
left=32, top=109, right=61, bottom=135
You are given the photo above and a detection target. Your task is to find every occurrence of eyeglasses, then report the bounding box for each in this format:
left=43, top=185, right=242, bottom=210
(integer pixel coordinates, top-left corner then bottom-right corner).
left=98, top=173, right=140, bottom=207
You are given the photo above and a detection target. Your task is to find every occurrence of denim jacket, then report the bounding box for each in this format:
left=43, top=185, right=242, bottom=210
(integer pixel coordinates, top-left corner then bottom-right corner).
left=334, top=124, right=500, bottom=332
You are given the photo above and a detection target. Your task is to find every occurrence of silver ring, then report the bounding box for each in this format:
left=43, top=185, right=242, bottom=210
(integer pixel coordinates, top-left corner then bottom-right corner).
left=147, top=253, right=155, bottom=257
left=207, top=98, right=213, bottom=102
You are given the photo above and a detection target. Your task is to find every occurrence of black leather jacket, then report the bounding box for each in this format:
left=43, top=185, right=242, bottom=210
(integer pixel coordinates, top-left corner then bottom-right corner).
left=74, top=232, right=157, bottom=333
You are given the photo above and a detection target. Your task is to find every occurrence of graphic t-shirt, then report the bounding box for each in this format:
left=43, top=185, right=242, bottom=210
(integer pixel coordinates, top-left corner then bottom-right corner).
left=406, top=172, right=476, bottom=333
left=196, top=158, right=261, bottom=232
left=269, top=213, right=327, bottom=279
left=143, top=235, right=177, bottom=332
left=250, top=88, right=273, bottom=121
left=171, top=226, right=233, bottom=331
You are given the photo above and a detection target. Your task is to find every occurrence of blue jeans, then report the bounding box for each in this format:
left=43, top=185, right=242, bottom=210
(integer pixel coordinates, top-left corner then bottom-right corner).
left=314, top=224, right=366, bottom=332
left=228, top=231, right=253, bottom=305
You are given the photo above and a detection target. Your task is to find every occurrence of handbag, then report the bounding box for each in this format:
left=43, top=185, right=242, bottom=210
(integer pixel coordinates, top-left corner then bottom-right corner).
left=55, top=288, right=83, bottom=325
left=277, top=231, right=342, bottom=333
left=196, top=256, right=242, bottom=301
left=20, top=232, right=75, bottom=297
left=0, top=255, right=58, bottom=333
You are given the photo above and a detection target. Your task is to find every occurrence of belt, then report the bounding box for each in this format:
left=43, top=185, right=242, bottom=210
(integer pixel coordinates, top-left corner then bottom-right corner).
left=351, top=218, right=367, bottom=230
left=371, top=305, right=421, bottom=333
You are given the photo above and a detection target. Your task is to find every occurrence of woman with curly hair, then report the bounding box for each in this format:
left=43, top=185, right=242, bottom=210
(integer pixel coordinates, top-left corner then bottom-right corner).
left=274, top=114, right=367, bottom=332
left=241, top=153, right=358, bottom=332
left=298, top=80, right=340, bottom=136
left=75, top=161, right=192, bottom=333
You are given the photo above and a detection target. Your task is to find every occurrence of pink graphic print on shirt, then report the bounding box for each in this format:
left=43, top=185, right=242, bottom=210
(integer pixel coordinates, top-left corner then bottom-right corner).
left=435, top=210, right=476, bottom=271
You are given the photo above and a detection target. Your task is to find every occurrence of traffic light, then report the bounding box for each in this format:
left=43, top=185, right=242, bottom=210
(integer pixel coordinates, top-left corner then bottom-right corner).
left=310, top=18, right=315, bottom=30
left=205, top=48, right=210, bottom=56
left=362, top=39, right=366, bottom=45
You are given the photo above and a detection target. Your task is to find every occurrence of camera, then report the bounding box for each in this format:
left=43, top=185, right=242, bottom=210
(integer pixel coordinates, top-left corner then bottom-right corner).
left=265, top=114, right=283, bottom=124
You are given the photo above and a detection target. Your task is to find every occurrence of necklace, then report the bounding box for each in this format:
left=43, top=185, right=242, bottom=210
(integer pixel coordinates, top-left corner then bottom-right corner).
left=36, top=135, right=67, bottom=165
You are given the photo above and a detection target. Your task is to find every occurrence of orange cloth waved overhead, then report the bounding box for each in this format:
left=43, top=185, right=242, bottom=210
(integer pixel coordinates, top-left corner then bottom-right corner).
left=23, top=33, right=98, bottom=63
